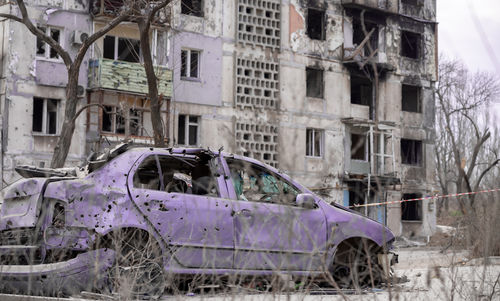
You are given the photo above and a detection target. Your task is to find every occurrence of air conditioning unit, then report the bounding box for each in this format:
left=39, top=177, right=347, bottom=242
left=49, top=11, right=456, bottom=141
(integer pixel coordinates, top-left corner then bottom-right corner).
left=77, top=85, right=86, bottom=98
left=72, top=30, right=89, bottom=45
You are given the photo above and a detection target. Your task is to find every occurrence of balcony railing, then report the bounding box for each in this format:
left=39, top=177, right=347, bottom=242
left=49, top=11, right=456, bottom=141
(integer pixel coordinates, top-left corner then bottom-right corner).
left=88, top=58, right=172, bottom=97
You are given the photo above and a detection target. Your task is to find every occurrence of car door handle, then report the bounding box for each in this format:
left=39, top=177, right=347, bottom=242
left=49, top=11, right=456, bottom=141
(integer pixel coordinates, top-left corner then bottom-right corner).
left=232, top=209, right=252, bottom=218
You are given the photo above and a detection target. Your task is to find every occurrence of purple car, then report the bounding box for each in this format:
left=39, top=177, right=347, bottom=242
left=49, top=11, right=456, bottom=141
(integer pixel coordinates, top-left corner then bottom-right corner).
left=0, top=145, right=396, bottom=297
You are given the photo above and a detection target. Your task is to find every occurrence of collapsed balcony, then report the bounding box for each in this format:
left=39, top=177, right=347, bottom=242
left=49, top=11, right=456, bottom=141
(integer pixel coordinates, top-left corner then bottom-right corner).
left=342, top=9, right=395, bottom=74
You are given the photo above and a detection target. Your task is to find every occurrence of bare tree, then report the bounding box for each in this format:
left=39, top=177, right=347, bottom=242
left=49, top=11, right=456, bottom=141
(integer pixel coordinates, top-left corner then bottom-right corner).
left=435, top=56, right=500, bottom=215
left=0, top=0, right=134, bottom=168
left=133, top=0, right=172, bottom=147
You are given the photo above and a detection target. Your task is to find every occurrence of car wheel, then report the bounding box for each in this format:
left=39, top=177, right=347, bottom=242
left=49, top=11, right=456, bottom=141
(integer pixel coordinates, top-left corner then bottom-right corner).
left=106, top=230, right=166, bottom=299
left=330, top=238, right=384, bottom=289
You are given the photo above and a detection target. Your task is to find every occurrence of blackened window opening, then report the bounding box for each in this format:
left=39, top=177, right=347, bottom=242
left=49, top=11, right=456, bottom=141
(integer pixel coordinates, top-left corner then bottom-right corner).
left=32, top=98, right=44, bottom=132
left=306, top=68, right=324, bottom=98
left=102, top=105, right=113, bottom=132
left=401, top=31, right=421, bottom=59
left=402, top=0, right=419, bottom=6
left=348, top=182, right=365, bottom=212
left=351, top=75, right=372, bottom=106
left=401, top=139, right=422, bottom=165
left=402, top=84, right=421, bottom=112
left=353, top=19, right=378, bottom=56
left=181, top=0, right=203, bottom=17
left=307, top=8, right=325, bottom=40
left=351, top=133, right=367, bottom=160
left=401, top=193, right=422, bottom=221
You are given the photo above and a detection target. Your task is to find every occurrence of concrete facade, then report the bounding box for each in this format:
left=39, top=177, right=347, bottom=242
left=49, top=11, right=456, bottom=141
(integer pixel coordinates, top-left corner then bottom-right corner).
left=0, top=1, right=91, bottom=185
left=169, top=0, right=438, bottom=238
left=0, top=0, right=437, bottom=238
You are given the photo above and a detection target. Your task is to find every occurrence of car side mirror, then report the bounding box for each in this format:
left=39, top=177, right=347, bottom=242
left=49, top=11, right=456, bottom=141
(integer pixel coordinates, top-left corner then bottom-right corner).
left=295, top=193, right=317, bottom=209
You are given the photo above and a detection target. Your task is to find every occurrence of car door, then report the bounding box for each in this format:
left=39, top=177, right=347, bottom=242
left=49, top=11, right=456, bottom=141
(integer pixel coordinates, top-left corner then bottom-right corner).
left=225, top=158, right=327, bottom=271
left=128, top=152, right=234, bottom=269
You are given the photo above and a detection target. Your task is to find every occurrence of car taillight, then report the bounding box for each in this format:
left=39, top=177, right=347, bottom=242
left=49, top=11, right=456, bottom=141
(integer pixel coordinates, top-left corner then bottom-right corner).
left=52, top=203, right=65, bottom=228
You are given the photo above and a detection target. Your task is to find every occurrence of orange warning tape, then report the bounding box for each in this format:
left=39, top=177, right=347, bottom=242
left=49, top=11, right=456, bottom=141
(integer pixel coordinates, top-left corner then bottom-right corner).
left=350, top=188, right=500, bottom=208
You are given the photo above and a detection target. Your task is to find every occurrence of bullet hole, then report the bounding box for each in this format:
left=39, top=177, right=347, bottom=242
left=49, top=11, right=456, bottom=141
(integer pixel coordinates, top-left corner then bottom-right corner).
left=225, top=204, right=228, bottom=207
left=108, top=205, right=112, bottom=210
left=180, top=217, right=183, bottom=220
left=144, top=202, right=150, bottom=207
left=80, top=214, right=84, bottom=218
left=203, top=228, right=207, bottom=231
left=215, top=227, right=220, bottom=231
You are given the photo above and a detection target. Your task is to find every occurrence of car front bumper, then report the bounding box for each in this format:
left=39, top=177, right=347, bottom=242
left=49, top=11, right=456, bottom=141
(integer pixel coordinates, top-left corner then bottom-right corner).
left=0, top=248, right=115, bottom=296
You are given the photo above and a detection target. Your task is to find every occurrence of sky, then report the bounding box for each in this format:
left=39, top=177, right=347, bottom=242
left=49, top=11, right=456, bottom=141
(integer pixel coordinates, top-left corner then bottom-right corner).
left=437, top=0, right=500, bottom=118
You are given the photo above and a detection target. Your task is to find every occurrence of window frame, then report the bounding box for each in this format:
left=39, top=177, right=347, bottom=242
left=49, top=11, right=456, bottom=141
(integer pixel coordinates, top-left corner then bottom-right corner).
left=401, top=84, right=422, bottom=113
left=400, top=30, right=422, bottom=59
left=101, top=105, right=148, bottom=137
left=181, top=0, right=204, bottom=17
left=401, top=193, right=423, bottom=221
left=103, top=35, right=142, bottom=63
left=306, top=8, right=326, bottom=41
left=350, top=133, right=368, bottom=161
left=36, top=26, right=62, bottom=61
left=401, top=138, right=423, bottom=166
left=177, top=114, right=200, bottom=146
left=306, top=67, right=324, bottom=98
left=180, top=48, right=201, bottom=80
left=306, top=128, right=324, bottom=158
left=32, top=97, right=59, bottom=135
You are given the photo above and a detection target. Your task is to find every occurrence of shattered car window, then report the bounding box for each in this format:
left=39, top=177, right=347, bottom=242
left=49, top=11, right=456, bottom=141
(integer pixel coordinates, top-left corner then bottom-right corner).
left=132, top=155, right=219, bottom=197
left=227, top=159, right=300, bottom=204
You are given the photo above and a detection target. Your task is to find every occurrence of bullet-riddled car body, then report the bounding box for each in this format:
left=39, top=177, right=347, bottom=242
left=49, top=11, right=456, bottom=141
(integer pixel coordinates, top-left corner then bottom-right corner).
left=0, top=146, right=396, bottom=296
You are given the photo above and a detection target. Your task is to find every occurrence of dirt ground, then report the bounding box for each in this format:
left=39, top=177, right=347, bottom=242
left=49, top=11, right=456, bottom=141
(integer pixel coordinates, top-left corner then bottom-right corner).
left=1, top=246, right=499, bottom=301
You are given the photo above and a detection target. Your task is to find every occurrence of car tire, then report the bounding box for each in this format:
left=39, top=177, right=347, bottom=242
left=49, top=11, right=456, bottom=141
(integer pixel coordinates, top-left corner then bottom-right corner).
left=105, top=230, right=166, bottom=299
left=329, top=238, right=384, bottom=289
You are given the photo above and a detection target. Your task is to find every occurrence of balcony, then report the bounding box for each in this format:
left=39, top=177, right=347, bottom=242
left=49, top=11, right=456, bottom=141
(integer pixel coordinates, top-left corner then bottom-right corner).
left=88, top=58, right=173, bottom=97
left=341, top=0, right=398, bottom=14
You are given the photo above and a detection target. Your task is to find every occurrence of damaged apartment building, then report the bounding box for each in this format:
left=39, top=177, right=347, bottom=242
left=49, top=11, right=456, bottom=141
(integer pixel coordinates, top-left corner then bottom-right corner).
left=0, top=0, right=437, bottom=238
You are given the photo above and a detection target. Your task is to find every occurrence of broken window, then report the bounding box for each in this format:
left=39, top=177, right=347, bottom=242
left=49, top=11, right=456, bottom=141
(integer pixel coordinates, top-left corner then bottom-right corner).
left=351, top=75, right=372, bottom=106
left=402, top=84, right=422, bottom=113
left=101, top=105, right=146, bottom=136
left=103, top=35, right=141, bottom=63
left=181, top=0, right=203, bottom=17
left=36, top=26, right=61, bottom=59
left=178, top=114, right=199, bottom=146
left=401, top=193, right=422, bottom=221
left=401, top=31, right=421, bottom=59
left=401, top=139, right=422, bottom=166
left=306, top=67, right=324, bottom=98
left=402, top=0, right=419, bottom=6
left=33, top=97, right=59, bottom=135
left=352, top=19, right=378, bottom=56
left=227, top=159, right=300, bottom=205
left=306, top=128, right=323, bottom=157
left=348, top=182, right=365, bottom=211
left=133, top=154, right=219, bottom=197
left=181, top=49, right=200, bottom=79
left=307, top=8, right=325, bottom=40
left=351, top=133, right=367, bottom=160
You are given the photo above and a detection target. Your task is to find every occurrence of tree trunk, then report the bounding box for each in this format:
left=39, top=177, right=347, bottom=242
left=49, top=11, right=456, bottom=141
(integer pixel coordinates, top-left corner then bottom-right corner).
left=138, top=19, right=165, bottom=147
left=50, top=68, right=80, bottom=168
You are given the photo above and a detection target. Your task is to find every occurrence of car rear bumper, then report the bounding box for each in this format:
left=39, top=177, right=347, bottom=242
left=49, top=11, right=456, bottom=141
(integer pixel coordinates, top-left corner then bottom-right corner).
left=0, top=248, right=115, bottom=295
